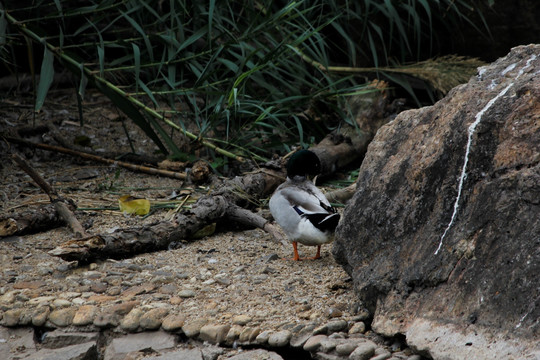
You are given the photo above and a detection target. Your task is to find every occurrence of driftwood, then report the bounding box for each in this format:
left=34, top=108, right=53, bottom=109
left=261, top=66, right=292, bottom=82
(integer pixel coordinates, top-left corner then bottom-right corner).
left=5, top=136, right=187, bottom=180
left=11, top=153, right=88, bottom=238
left=0, top=204, right=64, bottom=237
left=49, top=168, right=284, bottom=261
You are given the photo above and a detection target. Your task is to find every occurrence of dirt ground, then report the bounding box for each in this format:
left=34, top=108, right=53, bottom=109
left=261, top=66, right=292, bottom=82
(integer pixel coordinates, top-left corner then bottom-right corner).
left=0, top=88, right=359, bottom=334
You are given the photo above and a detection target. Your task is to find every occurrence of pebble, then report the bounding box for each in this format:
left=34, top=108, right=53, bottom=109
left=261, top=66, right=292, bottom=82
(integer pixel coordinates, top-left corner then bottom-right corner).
left=28, top=296, right=55, bottom=306
left=72, top=305, right=97, bottom=326
left=48, top=307, right=76, bottom=327
left=349, top=341, right=377, bottom=360
left=226, top=324, right=243, bottom=344
left=31, top=306, right=50, bottom=326
left=255, top=329, right=272, bottom=344
left=238, top=327, right=260, bottom=343
left=2, top=308, right=22, bottom=326
left=182, top=318, right=208, bottom=338
left=349, top=321, right=366, bottom=334
left=140, top=308, right=169, bottom=330
left=267, top=330, right=292, bottom=347
left=161, top=313, right=186, bottom=331
left=199, top=324, right=230, bottom=344
left=232, top=314, right=252, bottom=325
left=52, top=299, right=72, bottom=309
left=93, top=310, right=119, bottom=328
left=178, top=289, right=196, bottom=298
left=120, top=308, right=144, bottom=332
left=335, top=341, right=358, bottom=356
left=303, top=334, right=328, bottom=352
left=326, top=319, right=348, bottom=333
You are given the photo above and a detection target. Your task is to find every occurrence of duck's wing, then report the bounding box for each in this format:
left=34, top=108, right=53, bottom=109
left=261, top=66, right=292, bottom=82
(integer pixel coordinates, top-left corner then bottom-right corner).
left=277, top=185, right=340, bottom=232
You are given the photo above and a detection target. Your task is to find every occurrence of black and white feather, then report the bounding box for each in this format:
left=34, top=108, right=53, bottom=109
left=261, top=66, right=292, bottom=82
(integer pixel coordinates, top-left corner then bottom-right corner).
left=269, top=150, right=340, bottom=248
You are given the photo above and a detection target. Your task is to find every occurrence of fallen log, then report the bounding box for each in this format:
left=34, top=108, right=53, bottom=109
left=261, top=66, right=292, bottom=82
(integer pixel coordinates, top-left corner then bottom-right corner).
left=48, top=127, right=373, bottom=262
left=49, top=168, right=284, bottom=262
left=0, top=204, right=63, bottom=237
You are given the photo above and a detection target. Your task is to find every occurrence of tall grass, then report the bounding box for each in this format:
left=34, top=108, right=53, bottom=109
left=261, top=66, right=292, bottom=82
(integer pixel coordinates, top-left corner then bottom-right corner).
left=0, top=0, right=488, bottom=163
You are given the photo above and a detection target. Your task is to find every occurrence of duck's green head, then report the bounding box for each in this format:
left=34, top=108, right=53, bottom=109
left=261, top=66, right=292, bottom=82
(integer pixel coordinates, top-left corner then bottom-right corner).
left=286, top=149, right=321, bottom=178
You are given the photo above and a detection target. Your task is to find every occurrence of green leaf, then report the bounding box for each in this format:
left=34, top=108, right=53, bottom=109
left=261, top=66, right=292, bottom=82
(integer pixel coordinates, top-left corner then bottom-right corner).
left=35, top=47, right=54, bottom=112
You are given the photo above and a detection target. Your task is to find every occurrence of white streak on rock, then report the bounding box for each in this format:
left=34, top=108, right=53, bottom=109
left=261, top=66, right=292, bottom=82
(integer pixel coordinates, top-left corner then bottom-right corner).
left=435, top=54, right=537, bottom=255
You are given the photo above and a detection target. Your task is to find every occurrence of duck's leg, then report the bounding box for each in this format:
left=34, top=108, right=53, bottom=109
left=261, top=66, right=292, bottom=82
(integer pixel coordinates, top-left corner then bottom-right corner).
left=291, top=241, right=301, bottom=261
left=306, top=245, right=321, bottom=260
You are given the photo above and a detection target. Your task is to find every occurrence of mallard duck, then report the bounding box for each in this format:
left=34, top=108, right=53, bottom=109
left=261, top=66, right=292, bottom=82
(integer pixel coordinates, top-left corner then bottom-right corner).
left=269, top=150, right=340, bottom=261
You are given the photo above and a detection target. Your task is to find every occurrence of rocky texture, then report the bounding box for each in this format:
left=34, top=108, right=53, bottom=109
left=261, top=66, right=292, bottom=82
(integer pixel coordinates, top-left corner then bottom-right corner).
left=333, top=44, right=540, bottom=359
left=0, top=323, right=420, bottom=360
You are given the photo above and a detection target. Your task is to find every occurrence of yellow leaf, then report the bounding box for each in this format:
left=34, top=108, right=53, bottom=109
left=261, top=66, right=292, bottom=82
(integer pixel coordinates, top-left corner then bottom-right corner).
left=118, top=195, right=150, bottom=216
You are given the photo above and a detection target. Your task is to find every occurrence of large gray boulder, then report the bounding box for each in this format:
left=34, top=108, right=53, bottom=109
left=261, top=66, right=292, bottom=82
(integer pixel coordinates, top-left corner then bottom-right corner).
left=333, top=44, right=540, bottom=359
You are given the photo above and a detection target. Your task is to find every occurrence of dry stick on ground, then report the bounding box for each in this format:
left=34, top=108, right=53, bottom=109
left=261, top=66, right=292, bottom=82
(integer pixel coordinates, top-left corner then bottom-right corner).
left=11, top=153, right=88, bottom=238
left=0, top=204, right=64, bottom=237
left=5, top=136, right=187, bottom=180
left=48, top=129, right=371, bottom=262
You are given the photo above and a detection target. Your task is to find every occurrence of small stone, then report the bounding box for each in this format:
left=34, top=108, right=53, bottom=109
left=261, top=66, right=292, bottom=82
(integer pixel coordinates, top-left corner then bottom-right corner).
left=313, top=324, right=328, bottom=335
left=120, top=308, right=143, bottom=332
left=319, top=338, right=338, bottom=352
left=290, top=325, right=316, bottom=348
left=28, top=296, right=55, bottom=306
left=327, top=307, right=343, bottom=318
left=349, top=321, right=366, bottom=334
left=226, top=325, right=243, bottom=344
left=257, top=254, right=279, bottom=263
left=159, top=284, right=178, bottom=294
left=335, top=341, right=358, bottom=356
left=182, top=318, right=207, bottom=338
left=303, top=334, right=328, bottom=352
left=0, top=290, right=17, bottom=305
left=106, top=286, right=122, bottom=296
left=326, top=319, right=348, bottom=333
left=232, top=314, right=252, bottom=325
left=52, top=299, right=72, bottom=309
left=93, top=311, right=119, bottom=328
left=349, top=341, right=377, bottom=360
left=110, top=301, right=138, bottom=316
left=255, top=330, right=272, bottom=344
left=268, top=330, right=292, bottom=347
left=123, top=283, right=155, bottom=297
left=48, top=307, right=76, bottom=327
left=31, top=306, right=50, bottom=326
left=72, top=305, right=97, bottom=326
left=2, top=308, right=22, bottom=326
left=214, top=274, right=231, bottom=286
left=90, top=282, right=107, bottom=293
left=161, top=313, right=186, bottom=331
left=178, top=289, right=196, bottom=298
left=199, top=324, right=230, bottom=344
left=408, top=355, right=423, bottom=360
left=13, top=280, right=46, bottom=290
left=239, top=326, right=260, bottom=343
left=140, top=308, right=169, bottom=330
